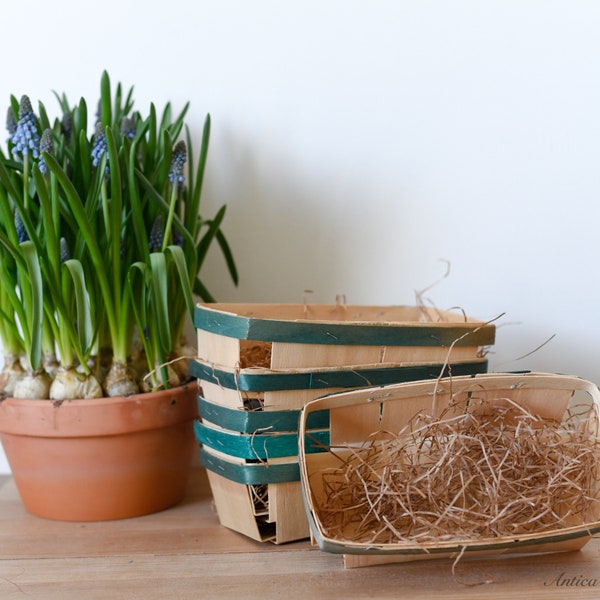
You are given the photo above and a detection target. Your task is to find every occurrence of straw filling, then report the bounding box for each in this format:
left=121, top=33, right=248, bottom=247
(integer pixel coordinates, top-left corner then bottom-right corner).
left=314, top=397, right=600, bottom=546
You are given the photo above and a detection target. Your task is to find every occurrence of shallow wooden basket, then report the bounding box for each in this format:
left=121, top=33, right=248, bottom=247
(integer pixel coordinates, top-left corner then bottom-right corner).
left=195, top=303, right=494, bottom=376
left=195, top=303, right=495, bottom=544
left=298, top=372, right=600, bottom=568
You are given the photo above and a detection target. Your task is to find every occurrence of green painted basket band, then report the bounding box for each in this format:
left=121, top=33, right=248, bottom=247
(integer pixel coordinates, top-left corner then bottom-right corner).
left=191, top=359, right=489, bottom=392
left=306, top=502, right=600, bottom=556
left=199, top=447, right=301, bottom=484
left=197, top=396, right=329, bottom=433
left=195, top=420, right=329, bottom=460
left=194, top=306, right=495, bottom=347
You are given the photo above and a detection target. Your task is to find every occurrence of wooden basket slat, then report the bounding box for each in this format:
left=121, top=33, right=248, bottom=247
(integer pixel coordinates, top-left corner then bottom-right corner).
left=342, top=536, right=591, bottom=568
left=269, top=343, right=483, bottom=370
left=195, top=420, right=329, bottom=460
left=269, top=478, right=311, bottom=542
left=199, top=446, right=300, bottom=485
left=197, top=329, right=240, bottom=366
left=195, top=302, right=493, bottom=324
left=192, top=357, right=489, bottom=392
left=205, top=470, right=275, bottom=542
left=197, top=395, right=330, bottom=433
left=197, top=303, right=485, bottom=323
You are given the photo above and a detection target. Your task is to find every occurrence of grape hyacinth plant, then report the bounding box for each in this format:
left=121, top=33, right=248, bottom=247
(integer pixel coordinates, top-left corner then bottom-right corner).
left=0, top=72, right=237, bottom=400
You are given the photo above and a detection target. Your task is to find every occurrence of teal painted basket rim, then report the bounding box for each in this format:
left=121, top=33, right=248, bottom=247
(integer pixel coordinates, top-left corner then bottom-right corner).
left=195, top=420, right=329, bottom=461
left=306, top=500, right=600, bottom=556
left=192, top=358, right=488, bottom=392
left=197, top=395, right=330, bottom=433
left=199, top=446, right=302, bottom=484
left=195, top=304, right=496, bottom=347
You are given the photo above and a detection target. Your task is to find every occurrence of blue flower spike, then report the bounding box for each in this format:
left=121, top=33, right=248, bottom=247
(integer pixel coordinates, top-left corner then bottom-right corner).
left=168, top=140, right=187, bottom=188
left=149, top=215, right=164, bottom=252
left=120, top=116, right=136, bottom=140
left=6, top=107, right=17, bottom=139
left=11, top=95, right=40, bottom=158
left=14, top=211, right=29, bottom=243
left=61, top=111, right=72, bottom=143
left=172, top=225, right=184, bottom=247
left=39, top=129, right=54, bottom=174
left=59, top=237, right=70, bottom=263
left=91, top=122, right=108, bottom=169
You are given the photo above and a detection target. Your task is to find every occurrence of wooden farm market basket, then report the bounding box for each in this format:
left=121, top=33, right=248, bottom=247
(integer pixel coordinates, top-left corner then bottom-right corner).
left=194, top=302, right=495, bottom=543
left=298, top=372, right=600, bottom=568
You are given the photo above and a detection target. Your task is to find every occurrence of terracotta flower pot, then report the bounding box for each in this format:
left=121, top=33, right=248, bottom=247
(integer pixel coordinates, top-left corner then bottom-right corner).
left=0, top=382, right=198, bottom=521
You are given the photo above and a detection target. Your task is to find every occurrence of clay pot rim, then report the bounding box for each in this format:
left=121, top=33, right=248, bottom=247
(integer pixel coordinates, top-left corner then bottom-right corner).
left=0, top=381, right=199, bottom=438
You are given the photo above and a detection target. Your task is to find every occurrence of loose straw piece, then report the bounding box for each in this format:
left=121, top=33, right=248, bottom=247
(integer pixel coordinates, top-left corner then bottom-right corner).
left=314, top=397, right=600, bottom=547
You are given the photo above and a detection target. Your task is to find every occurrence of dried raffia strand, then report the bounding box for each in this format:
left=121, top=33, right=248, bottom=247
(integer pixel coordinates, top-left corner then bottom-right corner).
left=315, top=398, right=600, bottom=546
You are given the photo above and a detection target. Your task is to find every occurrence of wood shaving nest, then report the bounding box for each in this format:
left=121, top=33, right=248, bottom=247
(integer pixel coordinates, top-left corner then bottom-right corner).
left=314, top=398, right=600, bottom=546
left=240, top=343, right=272, bottom=369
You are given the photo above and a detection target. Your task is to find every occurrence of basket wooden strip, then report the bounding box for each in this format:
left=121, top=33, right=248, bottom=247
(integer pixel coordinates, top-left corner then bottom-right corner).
left=268, top=342, right=482, bottom=370
left=195, top=420, right=329, bottom=461
left=199, top=446, right=300, bottom=485
left=195, top=303, right=496, bottom=347
left=298, top=372, right=600, bottom=566
left=342, top=536, right=592, bottom=569
left=191, top=358, right=489, bottom=392
left=199, top=379, right=325, bottom=413
left=197, top=395, right=329, bottom=433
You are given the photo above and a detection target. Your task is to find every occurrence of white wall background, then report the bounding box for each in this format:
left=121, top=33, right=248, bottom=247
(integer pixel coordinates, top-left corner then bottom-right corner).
left=1, top=0, right=599, bottom=473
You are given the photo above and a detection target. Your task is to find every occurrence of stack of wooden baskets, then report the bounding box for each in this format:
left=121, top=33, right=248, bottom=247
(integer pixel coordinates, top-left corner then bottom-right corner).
left=193, top=302, right=495, bottom=543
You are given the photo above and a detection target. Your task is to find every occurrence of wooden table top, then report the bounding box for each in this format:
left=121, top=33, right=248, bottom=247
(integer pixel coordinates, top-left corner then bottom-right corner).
left=1, top=468, right=600, bottom=599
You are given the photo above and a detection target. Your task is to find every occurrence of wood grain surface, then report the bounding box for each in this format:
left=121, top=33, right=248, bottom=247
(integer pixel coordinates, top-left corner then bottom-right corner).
left=1, top=468, right=600, bottom=599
